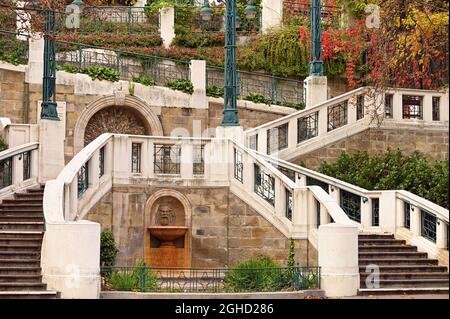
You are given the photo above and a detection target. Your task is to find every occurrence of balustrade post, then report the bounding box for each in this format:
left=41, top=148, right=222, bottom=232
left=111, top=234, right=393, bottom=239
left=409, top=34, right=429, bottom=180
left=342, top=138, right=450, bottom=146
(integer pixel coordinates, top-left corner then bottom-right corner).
left=261, top=0, right=283, bottom=33
left=360, top=197, right=371, bottom=229
left=274, top=179, right=284, bottom=218
left=392, top=92, right=403, bottom=120
left=69, top=178, right=78, bottom=220
left=180, top=142, right=193, bottom=179
left=287, top=118, right=297, bottom=149
left=317, top=107, right=328, bottom=136
left=189, top=60, right=208, bottom=109
left=423, top=94, right=433, bottom=122
left=410, top=205, right=421, bottom=237
left=89, top=150, right=100, bottom=188
left=257, top=129, right=267, bottom=154
left=436, top=220, right=448, bottom=250
left=12, top=155, right=22, bottom=185
left=160, top=6, right=175, bottom=48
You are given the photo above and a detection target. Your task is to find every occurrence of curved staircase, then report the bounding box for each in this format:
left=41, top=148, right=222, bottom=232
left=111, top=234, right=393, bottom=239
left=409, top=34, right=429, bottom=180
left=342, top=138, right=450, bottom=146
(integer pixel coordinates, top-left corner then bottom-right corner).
left=358, top=234, right=449, bottom=296
left=0, top=186, right=59, bottom=299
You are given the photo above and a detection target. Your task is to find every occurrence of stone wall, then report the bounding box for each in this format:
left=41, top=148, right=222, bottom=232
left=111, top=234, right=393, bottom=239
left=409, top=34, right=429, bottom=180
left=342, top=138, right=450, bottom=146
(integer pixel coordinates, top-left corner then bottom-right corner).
left=86, top=185, right=317, bottom=268
left=0, top=68, right=26, bottom=123
left=294, top=127, right=449, bottom=169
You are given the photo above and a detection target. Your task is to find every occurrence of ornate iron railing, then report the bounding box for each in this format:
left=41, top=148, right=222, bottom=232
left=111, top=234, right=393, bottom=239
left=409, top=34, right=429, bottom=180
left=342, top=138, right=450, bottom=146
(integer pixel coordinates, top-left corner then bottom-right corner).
left=421, top=209, right=437, bottom=243
left=101, top=266, right=320, bottom=293
left=254, top=164, right=275, bottom=206
left=99, top=146, right=105, bottom=178
left=316, top=199, right=321, bottom=228
left=131, top=143, right=142, bottom=174
left=340, top=189, right=361, bottom=223
left=298, top=111, right=318, bottom=143
left=372, top=198, right=379, bottom=226
left=404, top=201, right=411, bottom=229
left=306, top=176, right=329, bottom=193
left=22, top=151, right=31, bottom=181
left=192, top=143, right=205, bottom=175
left=0, top=157, right=13, bottom=190
left=233, top=148, right=243, bottom=183
left=154, top=144, right=181, bottom=174
left=286, top=189, right=293, bottom=221
left=267, top=123, right=288, bottom=154
left=77, top=161, right=89, bottom=198
left=327, top=100, right=348, bottom=132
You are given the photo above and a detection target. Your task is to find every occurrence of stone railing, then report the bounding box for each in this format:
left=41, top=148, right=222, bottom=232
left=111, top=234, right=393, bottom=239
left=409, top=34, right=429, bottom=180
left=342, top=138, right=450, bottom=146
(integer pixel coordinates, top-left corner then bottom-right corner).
left=244, top=87, right=449, bottom=161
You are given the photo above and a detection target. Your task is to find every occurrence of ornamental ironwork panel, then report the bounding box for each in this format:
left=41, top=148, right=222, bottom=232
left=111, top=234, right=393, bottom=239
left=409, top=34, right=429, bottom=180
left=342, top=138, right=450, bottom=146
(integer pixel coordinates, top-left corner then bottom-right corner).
left=298, top=112, right=318, bottom=143
left=154, top=144, right=181, bottom=174
left=78, top=161, right=89, bottom=198
left=99, top=146, right=105, bottom=178
left=306, top=176, right=329, bottom=193
left=421, top=209, right=437, bottom=243
left=286, top=189, right=292, bottom=221
left=131, top=143, right=142, bottom=173
left=267, top=123, right=288, bottom=154
left=0, top=158, right=13, bottom=190
left=254, top=164, right=275, bottom=206
left=340, top=189, right=361, bottom=223
left=22, top=151, right=31, bottom=181
left=432, top=96, right=440, bottom=121
left=385, top=94, right=393, bottom=119
left=234, top=148, right=243, bottom=183
left=193, top=144, right=205, bottom=175
left=316, top=199, right=321, bottom=228
left=356, top=95, right=364, bottom=120
left=327, top=101, right=348, bottom=132
left=404, top=202, right=411, bottom=229
left=372, top=198, right=379, bottom=227
left=402, top=95, right=423, bottom=119
left=248, top=134, right=258, bottom=151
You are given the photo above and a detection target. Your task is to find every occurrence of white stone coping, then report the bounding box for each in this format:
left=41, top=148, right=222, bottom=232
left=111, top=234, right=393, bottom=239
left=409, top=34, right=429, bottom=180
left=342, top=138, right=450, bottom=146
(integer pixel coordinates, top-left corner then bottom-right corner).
left=0, top=61, right=26, bottom=73
left=397, top=190, right=449, bottom=224
left=0, top=142, right=39, bottom=161
left=208, top=96, right=296, bottom=115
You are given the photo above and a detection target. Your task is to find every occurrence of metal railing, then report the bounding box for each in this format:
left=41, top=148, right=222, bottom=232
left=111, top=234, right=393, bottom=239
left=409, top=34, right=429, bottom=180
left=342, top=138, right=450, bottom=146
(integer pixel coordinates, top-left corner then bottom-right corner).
left=101, top=266, right=320, bottom=293
left=0, top=29, right=30, bottom=65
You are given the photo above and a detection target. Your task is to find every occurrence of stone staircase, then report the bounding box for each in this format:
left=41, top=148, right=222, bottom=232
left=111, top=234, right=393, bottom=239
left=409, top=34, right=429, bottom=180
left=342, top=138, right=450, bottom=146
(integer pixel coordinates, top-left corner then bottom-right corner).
left=358, top=234, right=449, bottom=296
left=0, top=186, right=59, bottom=299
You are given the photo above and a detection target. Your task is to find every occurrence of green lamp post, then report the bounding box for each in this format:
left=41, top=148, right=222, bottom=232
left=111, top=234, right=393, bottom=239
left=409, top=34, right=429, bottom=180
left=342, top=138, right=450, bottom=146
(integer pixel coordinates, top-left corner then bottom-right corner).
left=309, top=0, right=324, bottom=76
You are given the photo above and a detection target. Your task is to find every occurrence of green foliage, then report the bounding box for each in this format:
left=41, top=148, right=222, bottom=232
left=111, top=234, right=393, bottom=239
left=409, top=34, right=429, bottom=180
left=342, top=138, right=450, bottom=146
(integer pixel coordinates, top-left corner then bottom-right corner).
left=0, top=136, right=7, bottom=152
left=132, top=75, right=156, bottom=86
left=57, top=33, right=162, bottom=48
left=100, top=230, right=118, bottom=268
left=243, top=93, right=272, bottom=105
left=287, top=239, right=295, bottom=269
left=165, top=79, right=194, bottom=94
left=318, top=150, right=449, bottom=208
left=206, top=85, right=224, bottom=98
left=109, top=261, right=158, bottom=292
left=0, top=34, right=28, bottom=66
left=336, top=0, right=372, bottom=19
left=84, top=66, right=120, bottom=82
left=173, top=32, right=224, bottom=48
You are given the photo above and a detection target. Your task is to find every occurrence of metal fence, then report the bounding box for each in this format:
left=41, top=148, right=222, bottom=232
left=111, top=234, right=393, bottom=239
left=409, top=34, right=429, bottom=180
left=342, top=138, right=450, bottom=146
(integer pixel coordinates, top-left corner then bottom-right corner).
left=55, top=40, right=190, bottom=86
left=101, top=266, right=320, bottom=293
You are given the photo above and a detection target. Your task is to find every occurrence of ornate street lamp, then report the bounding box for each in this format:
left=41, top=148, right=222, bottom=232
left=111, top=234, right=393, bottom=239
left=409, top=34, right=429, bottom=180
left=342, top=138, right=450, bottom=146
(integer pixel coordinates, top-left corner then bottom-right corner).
left=200, top=0, right=214, bottom=21
left=70, top=0, right=85, bottom=8
left=41, top=6, right=58, bottom=120
left=244, top=0, right=257, bottom=20
left=309, top=0, right=323, bottom=76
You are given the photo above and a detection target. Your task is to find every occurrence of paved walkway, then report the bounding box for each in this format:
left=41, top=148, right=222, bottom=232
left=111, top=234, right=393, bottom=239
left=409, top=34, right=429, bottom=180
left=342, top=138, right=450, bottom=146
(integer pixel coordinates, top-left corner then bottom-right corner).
left=342, top=294, right=449, bottom=299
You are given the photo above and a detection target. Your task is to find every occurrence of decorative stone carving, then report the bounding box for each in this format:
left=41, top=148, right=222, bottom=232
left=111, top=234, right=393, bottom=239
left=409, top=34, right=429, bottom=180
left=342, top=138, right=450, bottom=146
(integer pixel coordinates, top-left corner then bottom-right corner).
left=84, top=106, right=147, bottom=145
left=155, top=204, right=176, bottom=226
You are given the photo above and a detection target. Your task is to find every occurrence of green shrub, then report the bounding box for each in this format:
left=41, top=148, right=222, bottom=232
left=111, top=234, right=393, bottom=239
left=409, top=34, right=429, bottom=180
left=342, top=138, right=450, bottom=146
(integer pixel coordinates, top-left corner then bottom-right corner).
left=0, top=136, right=7, bottom=152
left=100, top=230, right=118, bottom=268
left=317, top=150, right=449, bottom=208
left=109, top=260, right=158, bottom=292
left=206, top=85, right=224, bottom=98
left=173, top=31, right=225, bottom=48
left=132, top=75, right=156, bottom=86
left=84, top=66, right=120, bottom=82
left=243, top=93, right=272, bottom=105
left=165, top=79, right=194, bottom=94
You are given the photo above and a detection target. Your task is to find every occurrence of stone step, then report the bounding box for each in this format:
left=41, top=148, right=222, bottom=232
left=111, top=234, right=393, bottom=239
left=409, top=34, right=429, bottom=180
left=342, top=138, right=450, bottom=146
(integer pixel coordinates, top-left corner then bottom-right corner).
left=0, top=237, right=42, bottom=245
left=0, top=216, right=44, bottom=223
left=359, top=245, right=418, bottom=252
left=0, top=251, right=40, bottom=260
left=1, top=199, right=43, bottom=205
left=0, top=208, right=44, bottom=214
left=359, top=279, right=449, bottom=289
left=26, top=188, right=44, bottom=194
left=0, top=291, right=58, bottom=299
left=0, top=243, right=42, bottom=252
left=359, top=258, right=439, bottom=266
left=0, top=266, right=41, bottom=275
left=0, top=282, right=47, bottom=291
left=0, top=222, right=44, bottom=231
left=359, top=239, right=406, bottom=246
left=358, top=287, right=449, bottom=296
left=359, top=265, right=448, bottom=273
left=360, top=272, right=450, bottom=280
left=0, top=231, right=43, bottom=240
left=0, top=205, right=43, bottom=212
left=359, top=251, right=428, bottom=259
left=0, top=274, right=42, bottom=283
left=14, top=192, right=44, bottom=199
left=0, top=259, right=40, bottom=267
left=358, top=234, right=395, bottom=240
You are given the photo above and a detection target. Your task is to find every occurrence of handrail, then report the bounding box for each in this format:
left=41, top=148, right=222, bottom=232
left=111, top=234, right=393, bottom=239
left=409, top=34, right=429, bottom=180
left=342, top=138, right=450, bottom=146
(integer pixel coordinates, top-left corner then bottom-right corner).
left=0, top=142, right=39, bottom=161
left=396, top=190, right=449, bottom=224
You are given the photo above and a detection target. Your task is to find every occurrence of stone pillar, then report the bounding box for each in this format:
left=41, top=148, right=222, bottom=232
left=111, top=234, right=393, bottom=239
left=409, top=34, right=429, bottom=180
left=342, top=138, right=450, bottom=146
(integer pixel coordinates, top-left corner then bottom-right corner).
left=160, top=7, right=175, bottom=48
left=304, top=76, right=328, bottom=109
left=436, top=220, right=448, bottom=250
left=319, top=223, right=359, bottom=297
left=38, top=119, right=65, bottom=183
left=189, top=60, right=208, bottom=109
left=262, top=0, right=283, bottom=33
left=215, top=126, right=244, bottom=144
left=26, top=34, right=44, bottom=84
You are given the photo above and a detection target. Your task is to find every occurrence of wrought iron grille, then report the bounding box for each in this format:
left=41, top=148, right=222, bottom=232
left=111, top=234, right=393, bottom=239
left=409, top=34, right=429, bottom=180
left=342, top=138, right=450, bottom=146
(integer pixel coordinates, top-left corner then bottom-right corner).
left=248, top=134, right=258, bottom=151
left=432, top=96, right=440, bottom=121
left=402, top=95, right=423, bottom=119
left=298, top=112, right=318, bottom=143
left=131, top=143, right=142, bottom=173
left=306, top=176, right=329, bottom=193
left=267, top=123, right=288, bottom=154
left=385, top=94, right=393, bottom=119
left=340, top=190, right=361, bottom=223
left=20, top=151, right=31, bottom=181
left=327, top=101, right=348, bottom=132
left=234, top=148, right=243, bottom=183
left=0, top=158, right=13, bottom=190
left=286, top=189, right=292, bottom=221
left=356, top=95, right=364, bottom=120
left=277, top=166, right=296, bottom=182
left=254, top=164, right=275, bottom=206
left=404, top=202, right=411, bottom=229
left=99, top=146, right=105, bottom=178
left=154, top=144, right=181, bottom=174
left=316, top=199, right=321, bottom=228
left=193, top=144, right=205, bottom=175
left=77, top=161, right=89, bottom=198
left=372, top=198, right=379, bottom=227
left=421, top=209, right=437, bottom=243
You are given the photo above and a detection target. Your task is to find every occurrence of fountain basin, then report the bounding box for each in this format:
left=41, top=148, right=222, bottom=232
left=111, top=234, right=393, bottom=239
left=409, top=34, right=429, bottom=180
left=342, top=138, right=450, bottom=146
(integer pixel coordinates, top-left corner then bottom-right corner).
left=148, top=226, right=188, bottom=241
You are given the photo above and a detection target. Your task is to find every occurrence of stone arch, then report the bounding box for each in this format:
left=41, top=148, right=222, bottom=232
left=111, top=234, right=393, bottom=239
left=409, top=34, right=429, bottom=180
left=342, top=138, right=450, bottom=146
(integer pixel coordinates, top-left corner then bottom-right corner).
left=73, top=94, right=163, bottom=154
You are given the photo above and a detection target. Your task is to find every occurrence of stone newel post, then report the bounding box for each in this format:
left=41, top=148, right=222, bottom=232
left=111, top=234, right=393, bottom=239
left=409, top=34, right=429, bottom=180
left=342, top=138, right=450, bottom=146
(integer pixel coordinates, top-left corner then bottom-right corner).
left=160, top=6, right=176, bottom=48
